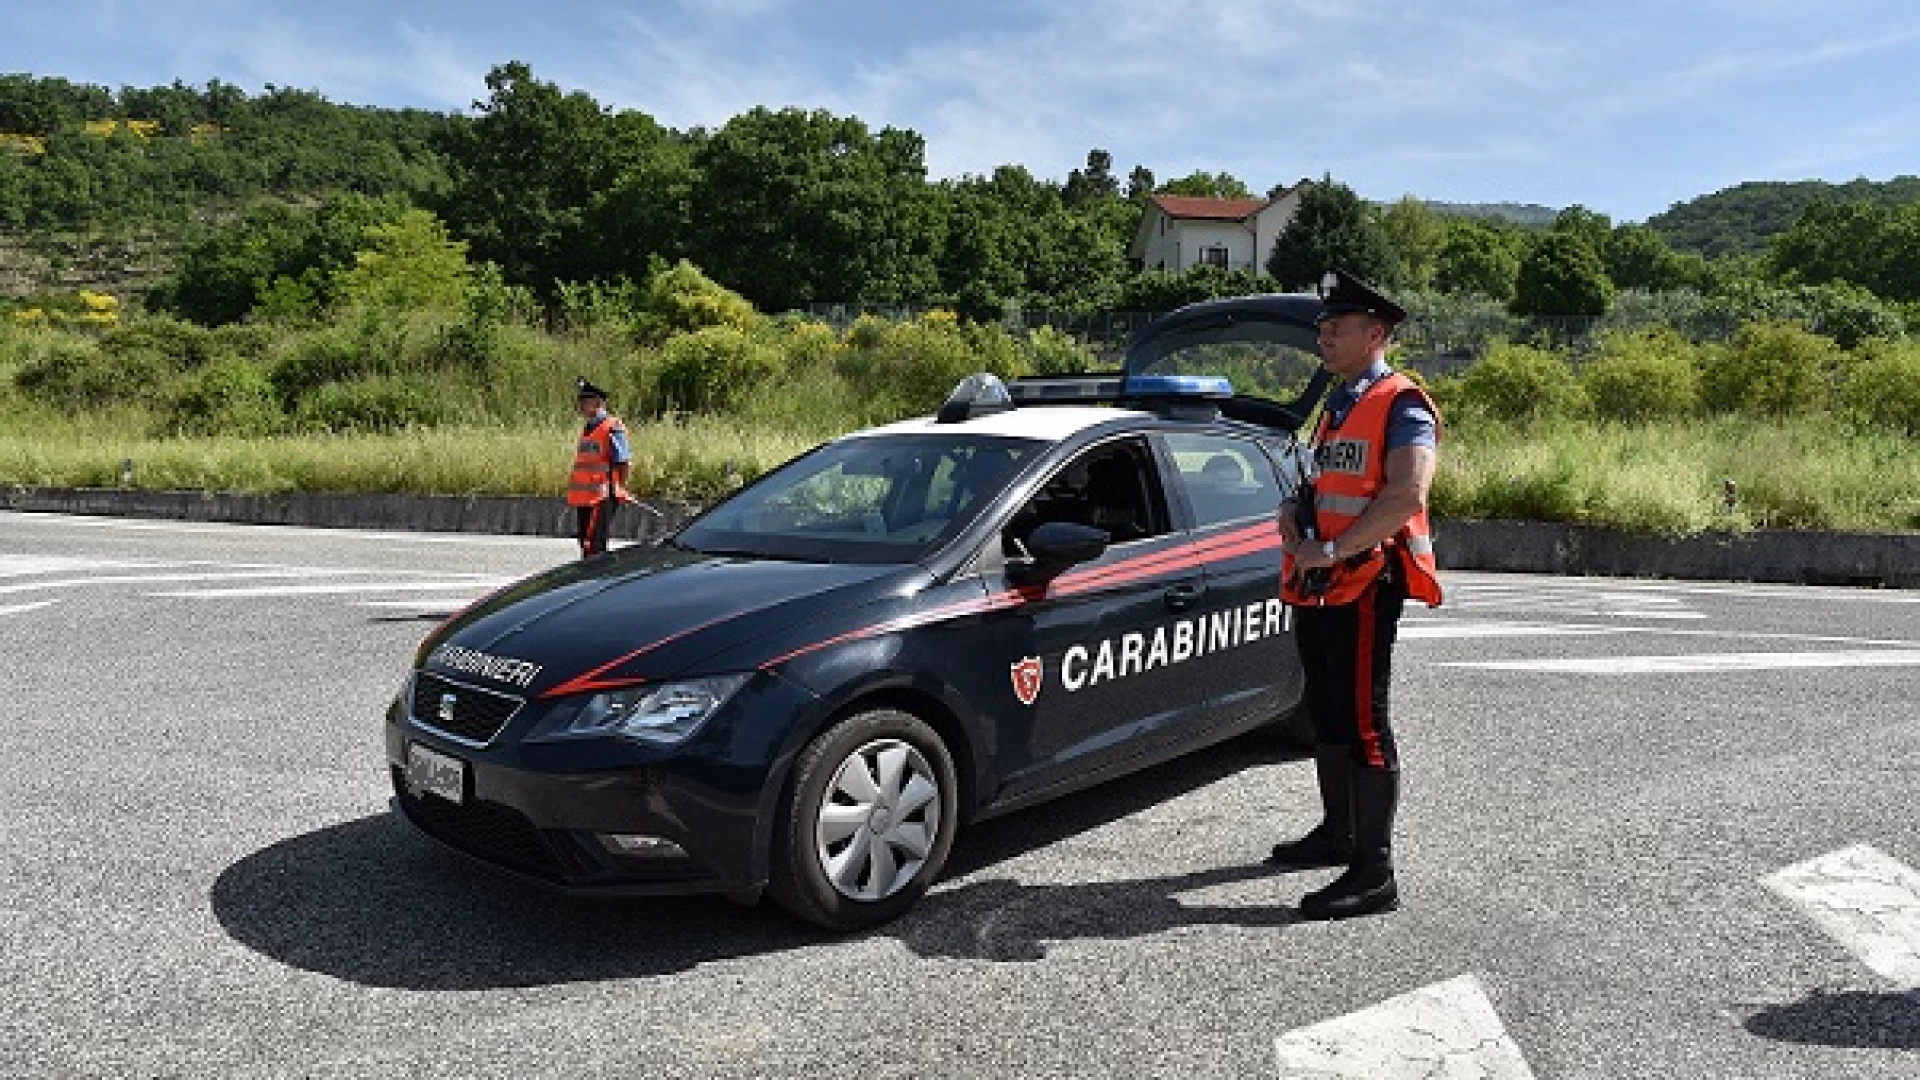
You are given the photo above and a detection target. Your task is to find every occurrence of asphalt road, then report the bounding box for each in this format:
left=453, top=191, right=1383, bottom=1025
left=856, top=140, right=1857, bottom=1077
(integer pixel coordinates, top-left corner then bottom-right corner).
left=3, top=511, right=1916, bottom=1078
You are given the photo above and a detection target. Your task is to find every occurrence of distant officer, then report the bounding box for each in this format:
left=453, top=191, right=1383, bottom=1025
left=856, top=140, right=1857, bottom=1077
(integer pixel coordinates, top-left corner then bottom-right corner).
left=1269, top=269, right=1444, bottom=920
left=568, top=377, right=631, bottom=558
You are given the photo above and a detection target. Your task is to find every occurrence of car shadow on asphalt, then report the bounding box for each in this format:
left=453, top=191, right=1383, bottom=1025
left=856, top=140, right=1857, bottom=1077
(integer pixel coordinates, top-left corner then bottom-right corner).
left=1742, top=988, right=1920, bottom=1050
left=209, top=727, right=1308, bottom=988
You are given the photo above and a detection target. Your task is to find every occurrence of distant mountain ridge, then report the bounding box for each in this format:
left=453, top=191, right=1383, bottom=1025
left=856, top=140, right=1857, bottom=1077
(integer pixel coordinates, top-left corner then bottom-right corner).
left=1421, top=201, right=1559, bottom=227
left=1648, top=176, right=1920, bottom=258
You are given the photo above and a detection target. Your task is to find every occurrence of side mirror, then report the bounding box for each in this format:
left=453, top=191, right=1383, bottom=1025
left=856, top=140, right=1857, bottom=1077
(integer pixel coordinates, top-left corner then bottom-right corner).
left=1009, top=521, right=1110, bottom=582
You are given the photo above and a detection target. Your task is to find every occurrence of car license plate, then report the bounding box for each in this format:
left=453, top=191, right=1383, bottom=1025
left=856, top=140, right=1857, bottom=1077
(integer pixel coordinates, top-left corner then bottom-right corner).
left=406, top=743, right=465, bottom=804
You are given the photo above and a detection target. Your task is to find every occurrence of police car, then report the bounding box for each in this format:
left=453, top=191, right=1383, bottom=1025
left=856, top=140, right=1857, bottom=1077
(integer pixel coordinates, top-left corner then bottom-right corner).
left=387, top=294, right=1333, bottom=929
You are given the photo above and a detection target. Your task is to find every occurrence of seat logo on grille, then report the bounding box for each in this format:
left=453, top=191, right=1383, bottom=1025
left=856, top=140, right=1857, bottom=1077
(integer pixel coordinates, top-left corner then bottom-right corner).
left=438, top=693, right=458, bottom=727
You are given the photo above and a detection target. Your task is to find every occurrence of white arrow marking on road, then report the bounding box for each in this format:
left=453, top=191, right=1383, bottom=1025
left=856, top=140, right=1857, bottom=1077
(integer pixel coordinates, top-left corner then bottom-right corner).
left=150, top=579, right=512, bottom=598
left=1272, top=974, right=1536, bottom=1079
left=1763, top=844, right=1920, bottom=987
left=0, top=599, right=59, bottom=617
left=1439, top=649, right=1920, bottom=674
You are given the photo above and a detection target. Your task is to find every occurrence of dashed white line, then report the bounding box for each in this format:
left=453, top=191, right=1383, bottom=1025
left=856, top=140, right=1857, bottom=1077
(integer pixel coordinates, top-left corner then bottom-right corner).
left=1440, top=650, right=1920, bottom=674
left=1764, top=845, right=1920, bottom=988
left=1272, top=974, right=1535, bottom=1079
left=0, top=599, right=59, bottom=617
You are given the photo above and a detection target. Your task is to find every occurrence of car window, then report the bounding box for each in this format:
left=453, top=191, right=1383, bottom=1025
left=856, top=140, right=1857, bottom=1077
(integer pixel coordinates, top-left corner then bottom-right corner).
left=1163, top=432, right=1283, bottom=528
left=1003, top=438, right=1170, bottom=553
left=679, top=435, right=1035, bottom=563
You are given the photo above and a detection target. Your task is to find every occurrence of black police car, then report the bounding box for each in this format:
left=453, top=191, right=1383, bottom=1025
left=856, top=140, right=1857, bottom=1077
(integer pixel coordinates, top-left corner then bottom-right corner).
left=387, top=295, right=1334, bottom=929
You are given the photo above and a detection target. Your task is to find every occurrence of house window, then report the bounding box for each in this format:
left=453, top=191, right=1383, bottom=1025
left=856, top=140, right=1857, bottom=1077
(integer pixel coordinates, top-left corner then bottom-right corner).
left=1198, top=245, right=1229, bottom=268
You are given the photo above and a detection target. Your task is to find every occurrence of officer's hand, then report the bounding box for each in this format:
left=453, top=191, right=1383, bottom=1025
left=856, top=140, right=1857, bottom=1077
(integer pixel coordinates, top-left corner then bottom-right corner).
left=1275, top=501, right=1303, bottom=544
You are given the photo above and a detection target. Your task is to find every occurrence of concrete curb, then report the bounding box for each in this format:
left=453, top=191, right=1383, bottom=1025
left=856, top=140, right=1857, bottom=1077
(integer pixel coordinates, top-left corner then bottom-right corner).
left=4, top=486, right=1916, bottom=589
left=0, top=486, right=703, bottom=543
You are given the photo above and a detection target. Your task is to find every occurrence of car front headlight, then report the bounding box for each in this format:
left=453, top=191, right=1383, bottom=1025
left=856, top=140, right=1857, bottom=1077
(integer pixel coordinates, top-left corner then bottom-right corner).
left=534, top=674, right=751, bottom=746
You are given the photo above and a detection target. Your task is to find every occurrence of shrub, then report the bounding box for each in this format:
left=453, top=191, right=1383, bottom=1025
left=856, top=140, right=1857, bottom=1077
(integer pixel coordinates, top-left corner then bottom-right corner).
left=292, top=375, right=451, bottom=433
left=1024, top=324, right=1098, bottom=375
left=14, top=335, right=172, bottom=407
left=1451, top=342, right=1586, bottom=425
left=169, top=356, right=284, bottom=436
left=1700, top=321, right=1836, bottom=417
left=270, top=327, right=380, bottom=406
left=834, top=314, right=1030, bottom=417
left=1836, top=338, right=1920, bottom=434
left=653, top=326, right=784, bottom=413
left=636, top=261, right=763, bottom=341
left=1580, top=328, right=1701, bottom=422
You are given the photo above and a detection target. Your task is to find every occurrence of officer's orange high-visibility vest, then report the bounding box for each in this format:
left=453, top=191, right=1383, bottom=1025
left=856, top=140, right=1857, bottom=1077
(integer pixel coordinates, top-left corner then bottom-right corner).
left=1280, top=372, right=1444, bottom=608
left=567, top=416, right=626, bottom=507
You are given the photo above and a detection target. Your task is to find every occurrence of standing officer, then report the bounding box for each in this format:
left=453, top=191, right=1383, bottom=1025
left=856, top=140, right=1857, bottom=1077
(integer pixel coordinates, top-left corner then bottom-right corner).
left=567, top=376, right=632, bottom=558
left=1269, top=269, right=1444, bottom=921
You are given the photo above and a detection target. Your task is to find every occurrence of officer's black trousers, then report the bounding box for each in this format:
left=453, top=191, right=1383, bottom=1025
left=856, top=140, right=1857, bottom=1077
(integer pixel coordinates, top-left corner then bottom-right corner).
left=575, top=499, right=616, bottom=557
left=1292, top=568, right=1407, bottom=770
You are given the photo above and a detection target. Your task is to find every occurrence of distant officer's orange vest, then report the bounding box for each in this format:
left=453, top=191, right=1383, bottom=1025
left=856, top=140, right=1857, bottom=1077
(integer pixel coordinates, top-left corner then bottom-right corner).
left=1281, top=372, right=1444, bottom=608
left=567, top=416, right=626, bottom=507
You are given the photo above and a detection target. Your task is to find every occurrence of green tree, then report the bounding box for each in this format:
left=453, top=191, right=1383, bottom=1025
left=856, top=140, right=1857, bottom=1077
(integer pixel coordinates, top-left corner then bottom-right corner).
left=1605, top=224, right=1694, bottom=291
left=436, top=62, right=632, bottom=293
left=332, top=208, right=471, bottom=312
left=1380, top=196, right=1447, bottom=289
left=1434, top=221, right=1519, bottom=300
left=1157, top=171, right=1252, bottom=199
left=1265, top=178, right=1396, bottom=290
left=1063, top=148, right=1120, bottom=207
left=689, top=107, right=942, bottom=310
left=1512, top=232, right=1613, bottom=317
left=1551, top=205, right=1613, bottom=255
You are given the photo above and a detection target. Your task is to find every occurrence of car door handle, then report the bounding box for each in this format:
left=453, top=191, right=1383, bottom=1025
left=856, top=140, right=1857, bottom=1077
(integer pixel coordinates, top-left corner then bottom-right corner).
left=1164, top=583, right=1206, bottom=611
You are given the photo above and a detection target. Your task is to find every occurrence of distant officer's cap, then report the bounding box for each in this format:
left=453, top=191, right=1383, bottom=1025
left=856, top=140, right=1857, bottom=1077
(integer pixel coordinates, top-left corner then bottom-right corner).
left=1315, top=268, right=1406, bottom=327
left=575, top=376, right=609, bottom=401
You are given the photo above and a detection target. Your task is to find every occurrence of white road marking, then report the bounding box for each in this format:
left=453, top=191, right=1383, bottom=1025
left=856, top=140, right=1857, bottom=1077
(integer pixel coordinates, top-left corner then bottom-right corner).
left=355, top=599, right=488, bottom=610
left=1271, top=974, right=1535, bottom=1079
left=0, top=599, right=59, bottom=617
left=0, top=555, right=164, bottom=577
left=150, top=579, right=512, bottom=598
left=1763, top=845, right=1920, bottom=987
left=0, top=569, right=360, bottom=595
left=1398, top=620, right=1629, bottom=640
left=1405, top=620, right=1919, bottom=649
left=1440, top=650, right=1920, bottom=674
left=1, top=511, right=569, bottom=547
left=1450, top=575, right=1920, bottom=605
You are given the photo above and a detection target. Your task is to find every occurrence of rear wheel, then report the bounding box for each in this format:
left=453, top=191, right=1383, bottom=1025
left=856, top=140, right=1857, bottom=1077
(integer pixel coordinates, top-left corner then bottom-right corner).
left=768, top=708, right=960, bottom=931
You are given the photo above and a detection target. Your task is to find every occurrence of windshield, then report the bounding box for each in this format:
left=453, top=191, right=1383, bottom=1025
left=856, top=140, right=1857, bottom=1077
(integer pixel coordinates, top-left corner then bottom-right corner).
left=676, top=434, right=1039, bottom=564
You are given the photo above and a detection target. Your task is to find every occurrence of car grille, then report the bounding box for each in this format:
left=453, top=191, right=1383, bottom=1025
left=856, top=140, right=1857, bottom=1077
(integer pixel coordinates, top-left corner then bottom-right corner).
left=411, top=672, right=521, bottom=745
left=393, top=772, right=599, bottom=882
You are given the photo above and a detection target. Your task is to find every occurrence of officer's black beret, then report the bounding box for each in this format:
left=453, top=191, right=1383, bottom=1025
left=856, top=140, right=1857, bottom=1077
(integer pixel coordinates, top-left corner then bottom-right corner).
left=575, top=376, right=609, bottom=401
left=1315, top=268, right=1406, bottom=327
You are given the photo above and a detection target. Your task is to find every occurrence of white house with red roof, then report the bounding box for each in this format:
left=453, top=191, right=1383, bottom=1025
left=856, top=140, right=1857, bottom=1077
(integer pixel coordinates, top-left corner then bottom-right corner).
left=1128, top=181, right=1312, bottom=275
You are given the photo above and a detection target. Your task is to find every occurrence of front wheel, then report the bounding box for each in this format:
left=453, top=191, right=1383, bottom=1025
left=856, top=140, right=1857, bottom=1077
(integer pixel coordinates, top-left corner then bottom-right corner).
left=768, top=708, right=959, bottom=931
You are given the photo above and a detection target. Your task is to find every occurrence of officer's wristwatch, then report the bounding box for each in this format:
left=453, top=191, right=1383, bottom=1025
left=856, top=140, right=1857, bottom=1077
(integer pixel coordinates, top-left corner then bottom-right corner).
left=1320, top=540, right=1338, bottom=561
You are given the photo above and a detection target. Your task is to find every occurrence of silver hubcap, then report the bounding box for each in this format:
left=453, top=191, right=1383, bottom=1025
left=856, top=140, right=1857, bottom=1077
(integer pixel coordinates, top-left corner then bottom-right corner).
left=815, top=738, right=942, bottom=902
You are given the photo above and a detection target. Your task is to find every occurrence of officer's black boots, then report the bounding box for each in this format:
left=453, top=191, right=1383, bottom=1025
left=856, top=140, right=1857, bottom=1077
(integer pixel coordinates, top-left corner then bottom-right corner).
left=1266, top=747, right=1353, bottom=871
left=1299, top=766, right=1400, bottom=920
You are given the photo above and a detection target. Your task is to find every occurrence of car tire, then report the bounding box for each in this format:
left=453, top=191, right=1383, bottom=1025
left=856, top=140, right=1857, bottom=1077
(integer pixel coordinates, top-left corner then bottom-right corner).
left=768, top=708, right=959, bottom=931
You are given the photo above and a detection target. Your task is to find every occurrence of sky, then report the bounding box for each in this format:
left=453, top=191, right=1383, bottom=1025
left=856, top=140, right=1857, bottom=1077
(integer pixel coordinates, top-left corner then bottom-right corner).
left=5, top=0, right=1919, bottom=222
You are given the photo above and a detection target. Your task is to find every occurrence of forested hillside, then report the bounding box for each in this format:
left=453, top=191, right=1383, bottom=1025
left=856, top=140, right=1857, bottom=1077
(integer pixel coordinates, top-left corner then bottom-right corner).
left=4, top=64, right=1919, bottom=342
left=1649, top=176, right=1920, bottom=258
